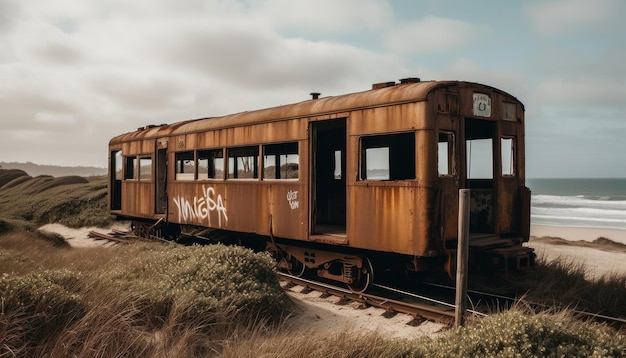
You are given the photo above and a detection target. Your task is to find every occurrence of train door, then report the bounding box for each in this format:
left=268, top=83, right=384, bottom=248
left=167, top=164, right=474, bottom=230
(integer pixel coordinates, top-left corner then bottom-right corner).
left=155, top=141, right=167, bottom=215
left=310, top=118, right=347, bottom=236
left=110, top=150, right=122, bottom=210
left=464, top=118, right=496, bottom=233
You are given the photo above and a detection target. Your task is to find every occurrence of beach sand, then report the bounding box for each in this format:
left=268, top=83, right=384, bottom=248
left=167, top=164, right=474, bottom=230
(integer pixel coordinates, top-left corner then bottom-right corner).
left=529, top=225, right=626, bottom=278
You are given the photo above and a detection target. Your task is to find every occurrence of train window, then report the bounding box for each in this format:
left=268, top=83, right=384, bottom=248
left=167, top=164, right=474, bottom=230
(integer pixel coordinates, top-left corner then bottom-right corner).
left=124, top=156, right=136, bottom=180
left=438, top=132, right=456, bottom=176
left=360, top=133, right=415, bottom=181
left=501, top=137, right=515, bottom=176
left=139, top=157, right=152, bottom=181
left=263, top=142, right=299, bottom=179
left=466, top=138, right=493, bottom=179
left=198, top=149, right=224, bottom=179
left=502, top=102, right=517, bottom=121
left=228, top=146, right=258, bottom=179
left=334, top=150, right=342, bottom=180
left=175, top=151, right=195, bottom=180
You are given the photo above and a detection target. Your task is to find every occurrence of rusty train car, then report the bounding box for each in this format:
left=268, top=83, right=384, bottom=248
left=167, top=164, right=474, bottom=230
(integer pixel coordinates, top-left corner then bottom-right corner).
left=108, top=78, right=534, bottom=291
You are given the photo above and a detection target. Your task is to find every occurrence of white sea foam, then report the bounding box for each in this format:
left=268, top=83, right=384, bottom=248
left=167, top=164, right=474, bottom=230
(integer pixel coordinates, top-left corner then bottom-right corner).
left=531, top=194, right=626, bottom=230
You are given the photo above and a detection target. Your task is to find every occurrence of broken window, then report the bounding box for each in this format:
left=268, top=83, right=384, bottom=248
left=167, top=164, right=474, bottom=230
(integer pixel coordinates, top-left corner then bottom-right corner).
left=466, top=138, right=493, bottom=179
left=501, top=137, right=515, bottom=176
left=263, top=142, right=299, bottom=179
left=175, top=151, right=195, bottom=180
left=438, top=131, right=456, bottom=176
left=139, top=157, right=152, bottom=181
left=124, top=156, right=136, bottom=180
left=228, top=146, right=258, bottom=179
left=198, top=149, right=224, bottom=179
left=360, top=132, right=415, bottom=181
left=334, top=150, right=343, bottom=180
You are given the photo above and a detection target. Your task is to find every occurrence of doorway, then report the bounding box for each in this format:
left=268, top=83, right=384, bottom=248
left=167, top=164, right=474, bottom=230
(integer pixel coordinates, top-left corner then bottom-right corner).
left=465, top=118, right=496, bottom=232
left=155, top=148, right=167, bottom=214
left=110, top=150, right=122, bottom=210
left=310, top=119, right=346, bottom=235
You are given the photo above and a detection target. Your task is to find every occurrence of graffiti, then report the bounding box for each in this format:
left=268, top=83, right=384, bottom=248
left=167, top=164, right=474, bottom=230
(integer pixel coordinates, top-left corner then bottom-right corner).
left=172, top=185, right=228, bottom=226
left=287, top=190, right=299, bottom=210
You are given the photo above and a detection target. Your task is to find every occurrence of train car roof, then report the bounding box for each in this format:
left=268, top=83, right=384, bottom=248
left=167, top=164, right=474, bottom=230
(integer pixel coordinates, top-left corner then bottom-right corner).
left=109, top=80, right=519, bottom=144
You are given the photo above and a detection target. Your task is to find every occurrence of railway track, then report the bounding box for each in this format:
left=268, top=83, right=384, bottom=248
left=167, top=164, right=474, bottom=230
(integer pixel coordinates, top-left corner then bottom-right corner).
left=279, top=272, right=465, bottom=326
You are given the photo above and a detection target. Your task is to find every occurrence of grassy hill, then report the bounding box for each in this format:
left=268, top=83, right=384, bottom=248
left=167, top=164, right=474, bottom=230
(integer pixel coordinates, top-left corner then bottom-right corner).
left=0, top=168, right=112, bottom=234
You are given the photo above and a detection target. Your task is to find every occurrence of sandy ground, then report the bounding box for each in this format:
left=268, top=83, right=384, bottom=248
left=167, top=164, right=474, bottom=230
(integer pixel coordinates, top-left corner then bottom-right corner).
left=38, top=223, right=626, bottom=339
left=38, top=222, right=130, bottom=248
left=528, top=225, right=626, bottom=278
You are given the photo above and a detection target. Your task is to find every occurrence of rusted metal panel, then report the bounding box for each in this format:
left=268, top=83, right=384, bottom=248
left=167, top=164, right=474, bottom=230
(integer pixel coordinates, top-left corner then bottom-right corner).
left=167, top=182, right=231, bottom=229
left=349, top=183, right=419, bottom=254
left=167, top=180, right=308, bottom=239
left=266, top=183, right=307, bottom=239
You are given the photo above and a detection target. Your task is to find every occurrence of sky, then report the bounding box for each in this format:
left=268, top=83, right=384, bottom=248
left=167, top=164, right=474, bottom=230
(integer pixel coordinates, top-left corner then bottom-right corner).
left=0, top=0, right=624, bottom=178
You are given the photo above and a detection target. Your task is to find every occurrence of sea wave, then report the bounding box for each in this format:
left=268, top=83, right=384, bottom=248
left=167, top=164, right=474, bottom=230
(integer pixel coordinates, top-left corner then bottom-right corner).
left=532, top=194, right=626, bottom=210
left=531, top=194, right=626, bottom=230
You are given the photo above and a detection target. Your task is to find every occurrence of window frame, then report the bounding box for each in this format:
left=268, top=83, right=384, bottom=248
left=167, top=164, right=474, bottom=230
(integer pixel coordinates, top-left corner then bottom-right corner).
left=262, top=142, right=299, bottom=180
left=359, top=132, right=416, bottom=181
left=501, top=136, right=516, bottom=177
left=197, top=148, right=225, bottom=180
left=438, top=131, right=456, bottom=177
left=227, top=146, right=259, bottom=179
left=174, top=151, right=196, bottom=181
left=138, top=156, right=152, bottom=181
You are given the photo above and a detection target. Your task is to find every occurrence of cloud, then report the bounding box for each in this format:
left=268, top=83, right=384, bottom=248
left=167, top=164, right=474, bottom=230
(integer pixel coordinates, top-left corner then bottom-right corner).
left=249, top=0, right=393, bottom=33
left=524, top=0, right=620, bottom=36
left=385, top=16, right=489, bottom=54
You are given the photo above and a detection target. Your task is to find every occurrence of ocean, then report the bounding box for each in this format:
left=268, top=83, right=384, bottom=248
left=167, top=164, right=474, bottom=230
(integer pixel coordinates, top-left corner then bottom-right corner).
left=527, top=178, right=626, bottom=231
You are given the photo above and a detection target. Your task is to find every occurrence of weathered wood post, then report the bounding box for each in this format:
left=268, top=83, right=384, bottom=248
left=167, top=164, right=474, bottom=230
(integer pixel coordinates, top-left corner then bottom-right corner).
left=455, top=189, right=470, bottom=328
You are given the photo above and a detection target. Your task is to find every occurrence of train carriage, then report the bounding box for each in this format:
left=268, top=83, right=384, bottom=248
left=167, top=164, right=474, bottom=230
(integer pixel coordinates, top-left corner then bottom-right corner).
left=108, top=78, right=533, bottom=291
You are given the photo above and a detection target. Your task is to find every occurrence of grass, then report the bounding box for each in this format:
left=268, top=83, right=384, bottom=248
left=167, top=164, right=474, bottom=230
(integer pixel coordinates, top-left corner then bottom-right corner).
left=1, top=231, right=290, bottom=357
left=2, top=168, right=626, bottom=356
left=469, top=253, right=626, bottom=320
left=2, top=231, right=626, bottom=357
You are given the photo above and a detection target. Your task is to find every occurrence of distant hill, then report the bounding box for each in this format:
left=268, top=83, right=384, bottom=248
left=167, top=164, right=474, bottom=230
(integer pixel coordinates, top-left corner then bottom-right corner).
left=0, top=161, right=107, bottom=177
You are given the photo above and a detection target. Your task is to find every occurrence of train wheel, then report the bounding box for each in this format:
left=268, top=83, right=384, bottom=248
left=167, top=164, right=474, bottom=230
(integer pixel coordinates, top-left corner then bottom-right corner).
left=347, top=258, right=374, bottom=293
left=288, top=256, right=306, bottom=277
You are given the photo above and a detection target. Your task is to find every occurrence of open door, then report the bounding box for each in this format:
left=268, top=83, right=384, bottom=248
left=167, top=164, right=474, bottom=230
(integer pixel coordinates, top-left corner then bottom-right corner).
left=110, top=150, right=122, bottom=211
left=155, top=145, right=167, bottom=215
left=465, top=118, right=496, bottom=233
left=310, top=119, right=346, bottom=235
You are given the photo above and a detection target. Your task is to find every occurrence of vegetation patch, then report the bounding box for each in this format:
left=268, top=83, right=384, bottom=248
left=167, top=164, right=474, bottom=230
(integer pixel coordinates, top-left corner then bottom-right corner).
left=0, top=169, right=112, bottom=231
left=1, top=232, right=290, bottom=357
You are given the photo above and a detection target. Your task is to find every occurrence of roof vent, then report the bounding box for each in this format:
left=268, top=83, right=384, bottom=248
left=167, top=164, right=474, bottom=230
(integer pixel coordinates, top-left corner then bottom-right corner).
left=399, top=77, right=420, bottom=84
left=372, top=81, right=396, bottom=90
left=310, top=92, right=321, bottom=100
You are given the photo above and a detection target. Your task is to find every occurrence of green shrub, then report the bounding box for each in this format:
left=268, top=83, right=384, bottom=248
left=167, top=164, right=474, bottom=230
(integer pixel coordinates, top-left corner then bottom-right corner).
left=0, top=269, right=87, bottom=354
left=102, top=243, right=288, bottom=327
left=408, top=309, right=626, bottom=357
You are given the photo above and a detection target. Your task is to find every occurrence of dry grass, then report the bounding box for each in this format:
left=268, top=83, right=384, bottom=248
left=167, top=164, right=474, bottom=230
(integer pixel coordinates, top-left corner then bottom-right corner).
left=1, top=230, right=290, bottom=357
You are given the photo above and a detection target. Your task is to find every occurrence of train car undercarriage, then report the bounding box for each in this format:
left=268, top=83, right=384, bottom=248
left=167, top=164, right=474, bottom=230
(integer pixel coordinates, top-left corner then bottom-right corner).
left=129, top=219, right=534, bottom=293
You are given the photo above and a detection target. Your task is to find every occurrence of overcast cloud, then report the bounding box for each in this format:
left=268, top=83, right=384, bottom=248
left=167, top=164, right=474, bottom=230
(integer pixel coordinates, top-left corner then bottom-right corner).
left=1, top=0, right=624, bottom=178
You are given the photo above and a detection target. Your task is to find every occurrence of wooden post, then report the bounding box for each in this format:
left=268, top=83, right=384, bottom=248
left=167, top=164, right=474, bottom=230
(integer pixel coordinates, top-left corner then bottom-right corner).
left=455, top=189, right=470, bottom=328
